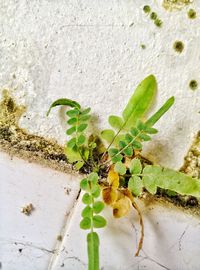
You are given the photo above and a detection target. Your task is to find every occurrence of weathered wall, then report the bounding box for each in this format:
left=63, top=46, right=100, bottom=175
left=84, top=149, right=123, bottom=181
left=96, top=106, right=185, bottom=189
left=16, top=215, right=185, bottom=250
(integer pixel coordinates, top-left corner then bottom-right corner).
left=0, top=1, right=200, bottom=269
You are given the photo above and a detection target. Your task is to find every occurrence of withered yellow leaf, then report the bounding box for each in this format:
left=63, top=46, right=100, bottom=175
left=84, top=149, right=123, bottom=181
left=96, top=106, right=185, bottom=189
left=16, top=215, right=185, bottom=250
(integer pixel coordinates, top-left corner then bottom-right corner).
left=107, top=169, right=119, bottom=189
left=102, top=187, right=118, bottom=205
left=112, top=196, right=131, bottom=218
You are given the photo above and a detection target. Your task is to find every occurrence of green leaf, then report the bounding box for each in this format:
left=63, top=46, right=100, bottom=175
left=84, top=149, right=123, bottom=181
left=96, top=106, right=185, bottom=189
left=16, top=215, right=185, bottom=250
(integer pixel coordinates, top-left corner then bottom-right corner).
left=114, top=161, right=126, bottom=175
left=129, top=158, right=142, bottom=174
left=92, top=186, right=101, bottom=198
left=108, top=115, right=124, bottom=130
left=108, top=148, right=119, bottom=157
left=145, top=96, right=175, bottom=127
left=80, top=217, right=91, bottom=230
left=67, top=137, right=76, bottom=148
left=75, top=160, right=84, bottom=170
left=123, top=147, right=133, bottom=157
left=139, top=133, right=151, bottom=141
left=47, top=98, right=81, bottom=116
left=143, top=165, right=200, bottom=197
left=88, top=172, right=98, bottom=184
left=80, top=115, right=91, bottom=122
left=119, top=140, right=127, bottom=149
left=125, top=133, right=133, bottom=143
left=144, top=127, right=158, bottom=134
left=64, top=146, right=82, bottom=163
left=66, top=126, right=76, bottom=135
left=132, top=141, right=142, bottom=149
left=77, top=134, right=86, bottom=146
left=93, top=215, right=107, bottom=228
left=82, top=107, right=91, bottom=115
left=93, top=201, right=104, bottom=214
left=101, top=129, right=115, bottom=144
left=87, top=232, right=99, bottom=270
left=66, top=108, right=80, bottom=117
left=77, top=123, right=88, bottom=132
left=136, top=120, right=146, bottom=131
left=82, top=206, right=92, bottom=218
left=122, top=75, right=157, bottom=129
left=130, top=128, right=139, bottom=137
left=80, top=180, right=89, bottom=192
left=128, top=176, right=143, bottom=196
left=82, top=193, right=92, bottom=204
left=111, top=154, right=123, bottom=163
left=67, top=117, right=78, bottom=125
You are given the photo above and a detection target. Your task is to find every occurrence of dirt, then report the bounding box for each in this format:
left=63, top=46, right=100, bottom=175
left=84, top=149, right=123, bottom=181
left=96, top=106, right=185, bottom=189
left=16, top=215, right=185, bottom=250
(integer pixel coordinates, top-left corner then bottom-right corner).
left=0, top=90, right=75, bottom=175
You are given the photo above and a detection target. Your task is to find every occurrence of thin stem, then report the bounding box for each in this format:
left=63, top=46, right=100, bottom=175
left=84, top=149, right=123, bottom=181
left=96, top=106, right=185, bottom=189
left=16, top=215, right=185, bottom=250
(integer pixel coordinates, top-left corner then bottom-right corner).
left=132, top=200, right=144, bottom=257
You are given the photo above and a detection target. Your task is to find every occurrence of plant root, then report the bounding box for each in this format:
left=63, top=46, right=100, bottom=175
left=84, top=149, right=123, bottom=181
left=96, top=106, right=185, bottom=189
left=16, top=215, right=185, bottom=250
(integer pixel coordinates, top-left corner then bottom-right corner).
left=132, top=201, right=144, bottom=256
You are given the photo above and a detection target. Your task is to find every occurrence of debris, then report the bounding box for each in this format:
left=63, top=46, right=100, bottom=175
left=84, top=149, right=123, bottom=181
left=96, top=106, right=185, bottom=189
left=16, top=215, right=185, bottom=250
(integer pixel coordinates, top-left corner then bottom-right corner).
left=21, top=203, right=34, bottom=216
left=64, top=187, right=72, bottom=195
left=57, top=235, right=63, bottom=241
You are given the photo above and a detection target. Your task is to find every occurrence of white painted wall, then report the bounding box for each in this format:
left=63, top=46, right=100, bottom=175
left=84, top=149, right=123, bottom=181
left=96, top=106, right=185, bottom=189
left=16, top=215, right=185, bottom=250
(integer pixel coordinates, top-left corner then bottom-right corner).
left=0, top=1, right=200, bottom=269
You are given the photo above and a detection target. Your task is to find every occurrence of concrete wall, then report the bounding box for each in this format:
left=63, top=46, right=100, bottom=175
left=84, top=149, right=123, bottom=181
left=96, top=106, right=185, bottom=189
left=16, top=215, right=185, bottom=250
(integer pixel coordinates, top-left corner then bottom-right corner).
left=0, top=1, right=200, bottom=269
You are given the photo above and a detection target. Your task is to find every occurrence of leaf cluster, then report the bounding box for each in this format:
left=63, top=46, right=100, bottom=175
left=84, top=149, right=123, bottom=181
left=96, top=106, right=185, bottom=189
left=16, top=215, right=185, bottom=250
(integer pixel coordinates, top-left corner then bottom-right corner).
left=100, top=75, right=174, bottom=165
left=47, top=98, right=92, bottom=169
left=108, top=120, right=158, bottom=163
left=80, top=173, right=106, bottom=270
left=80, top=173, right=106, bottom=230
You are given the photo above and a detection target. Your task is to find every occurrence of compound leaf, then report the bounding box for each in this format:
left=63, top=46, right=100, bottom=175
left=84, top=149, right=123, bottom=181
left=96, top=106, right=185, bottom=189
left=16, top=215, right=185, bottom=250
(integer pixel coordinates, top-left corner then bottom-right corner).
left=143, top=165, right=200, bottom=197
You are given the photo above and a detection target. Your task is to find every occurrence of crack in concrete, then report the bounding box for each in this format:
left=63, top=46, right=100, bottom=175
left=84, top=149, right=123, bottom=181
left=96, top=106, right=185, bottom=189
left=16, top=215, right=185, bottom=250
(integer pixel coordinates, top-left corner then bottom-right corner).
left=178, top=225, right=189, bottom=251
left=0, top=239, right=56, bottom=254
left=139, top=251, right=171, bottom=270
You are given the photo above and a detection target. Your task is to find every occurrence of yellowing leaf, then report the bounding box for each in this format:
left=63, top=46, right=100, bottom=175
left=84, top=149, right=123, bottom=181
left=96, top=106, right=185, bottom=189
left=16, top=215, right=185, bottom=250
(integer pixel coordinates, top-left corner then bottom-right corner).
left=112, top=196, right=131, bottom=218
left=107, top=169, right=119, bottom=188
left=102, top=187, right=118, bottom=205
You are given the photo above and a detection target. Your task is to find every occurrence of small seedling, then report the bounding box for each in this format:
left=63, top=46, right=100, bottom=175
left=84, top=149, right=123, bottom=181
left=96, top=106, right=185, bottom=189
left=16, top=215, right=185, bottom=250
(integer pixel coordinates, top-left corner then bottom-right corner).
left=48, top=75, right=200, bottom=270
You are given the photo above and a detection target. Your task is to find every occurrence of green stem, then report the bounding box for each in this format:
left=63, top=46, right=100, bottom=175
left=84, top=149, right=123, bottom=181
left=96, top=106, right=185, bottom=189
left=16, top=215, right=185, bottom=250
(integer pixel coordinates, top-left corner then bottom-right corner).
left=87, top=182, right=99, bottom=270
